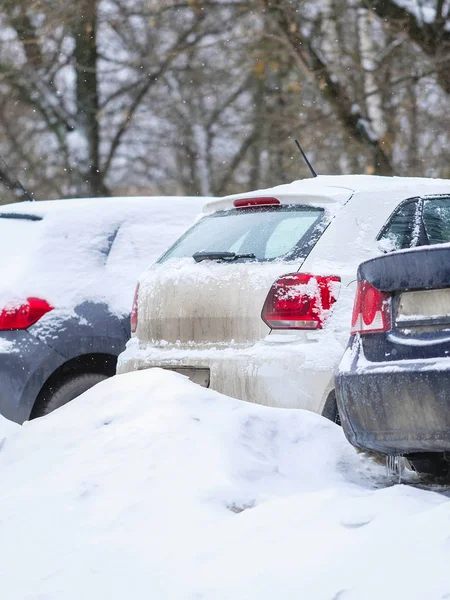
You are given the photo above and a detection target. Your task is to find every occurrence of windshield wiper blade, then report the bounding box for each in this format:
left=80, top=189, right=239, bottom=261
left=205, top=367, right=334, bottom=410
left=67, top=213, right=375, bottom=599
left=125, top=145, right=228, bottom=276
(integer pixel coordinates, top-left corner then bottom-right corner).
left=193, top=251, right=256, bottom=263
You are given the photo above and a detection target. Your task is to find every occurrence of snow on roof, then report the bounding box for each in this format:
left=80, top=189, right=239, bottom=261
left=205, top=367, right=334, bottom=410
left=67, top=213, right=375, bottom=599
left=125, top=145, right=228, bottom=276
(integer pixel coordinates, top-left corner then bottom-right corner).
left=0, top=196, right=208, bottom=314
left=204, top=175, right=450, bottom=213
left=0, top=195, right=208, bottom=217
left=0, top=368, right=449, bottom=599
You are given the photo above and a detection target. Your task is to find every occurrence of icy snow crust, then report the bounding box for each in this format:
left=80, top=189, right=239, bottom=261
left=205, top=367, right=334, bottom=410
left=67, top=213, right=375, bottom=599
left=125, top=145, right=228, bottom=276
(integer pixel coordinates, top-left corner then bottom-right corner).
left=1, top=369, right=450, bottom=599
left=0, top=196, right=206, bottom=316
left=120, top=255, right=350, bottom=410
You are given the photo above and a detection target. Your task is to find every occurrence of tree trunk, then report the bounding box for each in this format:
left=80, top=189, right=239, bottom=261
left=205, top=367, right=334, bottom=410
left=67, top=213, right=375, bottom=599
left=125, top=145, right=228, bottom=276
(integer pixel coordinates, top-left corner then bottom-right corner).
left=263, top=0, right=393, bottom=176
left=368, top=0, right=450, bottom=94
left=73, top=0, right=108, bottom=196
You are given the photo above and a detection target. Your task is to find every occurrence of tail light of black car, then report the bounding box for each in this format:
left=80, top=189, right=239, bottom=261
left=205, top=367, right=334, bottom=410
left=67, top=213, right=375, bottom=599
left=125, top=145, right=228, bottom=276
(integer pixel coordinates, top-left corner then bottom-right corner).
left=351, top=280, right=391, bottom=335
left=0, top=298, right=53, bottom=331
left=262, top=273, right=341, bottom=330
left=130, top=282, right=140, bottom=334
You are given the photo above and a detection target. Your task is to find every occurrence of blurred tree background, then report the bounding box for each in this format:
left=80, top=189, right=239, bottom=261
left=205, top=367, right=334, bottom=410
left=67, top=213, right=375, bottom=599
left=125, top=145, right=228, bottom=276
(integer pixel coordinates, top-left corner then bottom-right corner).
left=0, top=0, right=448, bottom=203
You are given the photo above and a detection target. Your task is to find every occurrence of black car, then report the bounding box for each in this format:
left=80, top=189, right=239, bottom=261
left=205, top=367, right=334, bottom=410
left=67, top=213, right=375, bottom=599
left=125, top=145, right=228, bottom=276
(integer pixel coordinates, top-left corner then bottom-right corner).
left=0, top=196, right=204, bottom=423
left=336, top=243, right=450, bottom=476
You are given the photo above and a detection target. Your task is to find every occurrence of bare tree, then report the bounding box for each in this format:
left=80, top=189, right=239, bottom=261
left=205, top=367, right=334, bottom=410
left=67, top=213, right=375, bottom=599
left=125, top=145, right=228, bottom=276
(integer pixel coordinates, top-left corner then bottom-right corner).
left=367, top=0, right=450, bottom=93
left=0, top=0, right=448, bottom=204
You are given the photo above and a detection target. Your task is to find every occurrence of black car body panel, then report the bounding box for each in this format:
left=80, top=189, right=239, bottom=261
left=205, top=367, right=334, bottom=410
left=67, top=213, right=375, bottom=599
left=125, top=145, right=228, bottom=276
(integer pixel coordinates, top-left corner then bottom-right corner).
left=0, top=304, right=130, bottom=424
left=336, top=336, right=450, bottom=454
left=0, top=330, right=66, bottom=423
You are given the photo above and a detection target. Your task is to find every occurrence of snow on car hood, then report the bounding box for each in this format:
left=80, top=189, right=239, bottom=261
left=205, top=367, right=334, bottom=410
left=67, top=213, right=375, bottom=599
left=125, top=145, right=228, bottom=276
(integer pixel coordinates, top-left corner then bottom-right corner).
left=0, top=197, right=206, bottom=316
left=1, top=369, right=450, bottom=599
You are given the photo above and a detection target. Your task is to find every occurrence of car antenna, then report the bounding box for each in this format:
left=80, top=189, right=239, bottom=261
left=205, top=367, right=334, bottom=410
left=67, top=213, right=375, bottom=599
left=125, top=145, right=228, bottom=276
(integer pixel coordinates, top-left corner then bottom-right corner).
left=0, top=154, right=35, bottom=201
left=294, top=139, right=317, bottom=178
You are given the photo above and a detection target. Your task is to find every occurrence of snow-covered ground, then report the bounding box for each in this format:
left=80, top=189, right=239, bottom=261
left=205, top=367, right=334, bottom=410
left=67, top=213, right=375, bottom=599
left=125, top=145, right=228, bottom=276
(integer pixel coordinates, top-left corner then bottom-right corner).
left=1, top=369, right=450, bottom=599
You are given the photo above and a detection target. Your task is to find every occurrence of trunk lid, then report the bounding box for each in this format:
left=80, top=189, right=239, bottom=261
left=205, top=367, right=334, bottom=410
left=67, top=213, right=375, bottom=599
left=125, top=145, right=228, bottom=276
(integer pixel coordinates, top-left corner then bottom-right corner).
left=136, top=200, right=339, bottom=346
left=359, top=244, right=450, bottom=334
left=137, top=261, right=294, bottom=344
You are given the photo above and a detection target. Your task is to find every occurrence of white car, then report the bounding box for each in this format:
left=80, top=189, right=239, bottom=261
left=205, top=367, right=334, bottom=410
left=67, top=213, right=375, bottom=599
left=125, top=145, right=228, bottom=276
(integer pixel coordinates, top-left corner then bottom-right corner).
left=117, top=175, right=450, bottom=420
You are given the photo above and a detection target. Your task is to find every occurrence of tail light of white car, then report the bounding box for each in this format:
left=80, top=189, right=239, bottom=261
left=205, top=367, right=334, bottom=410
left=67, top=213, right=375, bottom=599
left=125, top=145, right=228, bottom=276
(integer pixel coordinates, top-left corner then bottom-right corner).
left=233, top=197, right=280, bottom=208
left=130, top=282, right=140, bottom=334
left=262, top=273, right=341, bottom=330
left=0, top=297, right=53, bottom=331
left=351, top=280, right=391, bottom=335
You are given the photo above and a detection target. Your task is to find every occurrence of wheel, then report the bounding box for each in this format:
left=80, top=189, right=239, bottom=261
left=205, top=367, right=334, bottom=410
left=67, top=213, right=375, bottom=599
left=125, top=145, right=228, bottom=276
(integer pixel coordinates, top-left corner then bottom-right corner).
left=322, top=391, right=341, bottom=426
left=31, top=373, right=108, bottom=418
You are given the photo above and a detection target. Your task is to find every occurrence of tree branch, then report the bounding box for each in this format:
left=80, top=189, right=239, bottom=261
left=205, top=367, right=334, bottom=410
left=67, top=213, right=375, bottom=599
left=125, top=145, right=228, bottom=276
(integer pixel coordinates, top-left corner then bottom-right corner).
left=101, top=14, right=206, bottom=177
left=263, top=0, right=393, bottom=175
left=366, top=0, right=450, bottom=93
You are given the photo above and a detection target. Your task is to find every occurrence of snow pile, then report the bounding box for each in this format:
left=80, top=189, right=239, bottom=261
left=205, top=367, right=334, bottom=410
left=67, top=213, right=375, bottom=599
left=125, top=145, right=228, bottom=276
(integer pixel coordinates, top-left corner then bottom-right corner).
left=0, top=413, right=20, bottom=446
left=1, top=369, right=450, bottom=599
left=0, top=196, right=206, bottom=315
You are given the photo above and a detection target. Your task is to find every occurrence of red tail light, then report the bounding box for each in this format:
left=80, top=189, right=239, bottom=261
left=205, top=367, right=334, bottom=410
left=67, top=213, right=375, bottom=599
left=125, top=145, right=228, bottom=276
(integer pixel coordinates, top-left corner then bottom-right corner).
left=130, top=282, right=140, bottom=334
left=262, top=273, right=341, bottom=330
left=351, top=280, right=391, bottom=335
left=233, top=197, right=280, bottom=208
left=0, top=298, right=53, bottom=331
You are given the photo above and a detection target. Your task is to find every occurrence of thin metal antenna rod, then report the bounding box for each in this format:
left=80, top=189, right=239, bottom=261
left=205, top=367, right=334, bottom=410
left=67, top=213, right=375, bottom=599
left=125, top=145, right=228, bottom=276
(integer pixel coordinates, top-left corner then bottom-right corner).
left=294, top=139, right=318, bottom=178
left=0, top=155, right=34, bottom=201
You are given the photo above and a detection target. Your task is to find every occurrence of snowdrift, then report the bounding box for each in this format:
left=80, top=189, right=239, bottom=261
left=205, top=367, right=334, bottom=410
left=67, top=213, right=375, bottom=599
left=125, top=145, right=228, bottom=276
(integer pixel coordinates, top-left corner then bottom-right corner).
left=0, top=413, right=20, bottom=444
left=1, top=369, right=450, bottom=599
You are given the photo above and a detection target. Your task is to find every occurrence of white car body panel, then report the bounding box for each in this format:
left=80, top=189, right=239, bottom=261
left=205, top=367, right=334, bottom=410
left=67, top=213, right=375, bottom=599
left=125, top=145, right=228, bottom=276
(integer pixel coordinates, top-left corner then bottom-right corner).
left=118, top=175, right=450, bottom=414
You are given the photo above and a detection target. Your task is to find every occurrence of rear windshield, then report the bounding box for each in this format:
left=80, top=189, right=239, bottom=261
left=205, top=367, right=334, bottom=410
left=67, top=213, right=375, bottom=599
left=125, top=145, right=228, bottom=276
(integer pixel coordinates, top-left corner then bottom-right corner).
left=158, top=205, right=325, bottom=263
left=0, top=215, right=42, bottom=285
left=0, top=215, right=39, bottom=253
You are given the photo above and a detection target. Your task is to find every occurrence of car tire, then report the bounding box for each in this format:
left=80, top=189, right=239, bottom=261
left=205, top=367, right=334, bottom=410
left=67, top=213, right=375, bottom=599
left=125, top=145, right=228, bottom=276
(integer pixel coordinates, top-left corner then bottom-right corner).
left=322, top=391, right=341, bottom=426
left=32, top=373, right=108, bottom=418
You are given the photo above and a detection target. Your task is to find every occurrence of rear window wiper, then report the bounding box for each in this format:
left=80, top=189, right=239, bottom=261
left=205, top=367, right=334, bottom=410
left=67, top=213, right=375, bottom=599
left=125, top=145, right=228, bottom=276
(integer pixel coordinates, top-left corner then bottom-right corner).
left=193, top=251, right=256, bottom=263
left=0, top=212, right=42, bottom=221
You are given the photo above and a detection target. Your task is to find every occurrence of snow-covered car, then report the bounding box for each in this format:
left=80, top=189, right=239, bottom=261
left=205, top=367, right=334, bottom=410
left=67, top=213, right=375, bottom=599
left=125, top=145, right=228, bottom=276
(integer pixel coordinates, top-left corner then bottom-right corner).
left=117, top=175, right=450, bottom=419
left=0, top=195, right=207, bottom=423
left=336, top=241, right=450, bottom=476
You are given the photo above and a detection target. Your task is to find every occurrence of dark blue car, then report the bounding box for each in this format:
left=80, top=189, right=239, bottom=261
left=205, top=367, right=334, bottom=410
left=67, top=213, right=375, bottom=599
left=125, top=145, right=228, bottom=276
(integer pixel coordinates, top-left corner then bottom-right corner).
left=336, top=242, right=450, bottom=476
left=0, top=196, right=205, bottom=423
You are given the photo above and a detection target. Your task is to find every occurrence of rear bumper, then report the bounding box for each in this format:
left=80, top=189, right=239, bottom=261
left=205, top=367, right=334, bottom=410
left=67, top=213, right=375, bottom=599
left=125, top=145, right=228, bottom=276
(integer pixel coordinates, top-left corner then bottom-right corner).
left=336, top=354, right=450, bottom=454
left=118, top=336, right=343, bottom=412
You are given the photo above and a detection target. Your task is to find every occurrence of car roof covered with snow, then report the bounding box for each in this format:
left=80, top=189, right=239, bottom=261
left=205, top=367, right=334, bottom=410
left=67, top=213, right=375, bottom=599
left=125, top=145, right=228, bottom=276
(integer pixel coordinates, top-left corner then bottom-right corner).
left=0, top=195, right=208, bottom=314
left=203, top=175, right=450, bottom=213
left=0, top=195, right=208, bottom=218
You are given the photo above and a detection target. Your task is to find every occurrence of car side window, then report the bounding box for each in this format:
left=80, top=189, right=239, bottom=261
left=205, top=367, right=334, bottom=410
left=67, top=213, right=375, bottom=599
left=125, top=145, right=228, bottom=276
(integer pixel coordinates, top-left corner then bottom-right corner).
left=378, top=199, right=421, bottom=251
left=422, top=197, right=450, bottom=245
